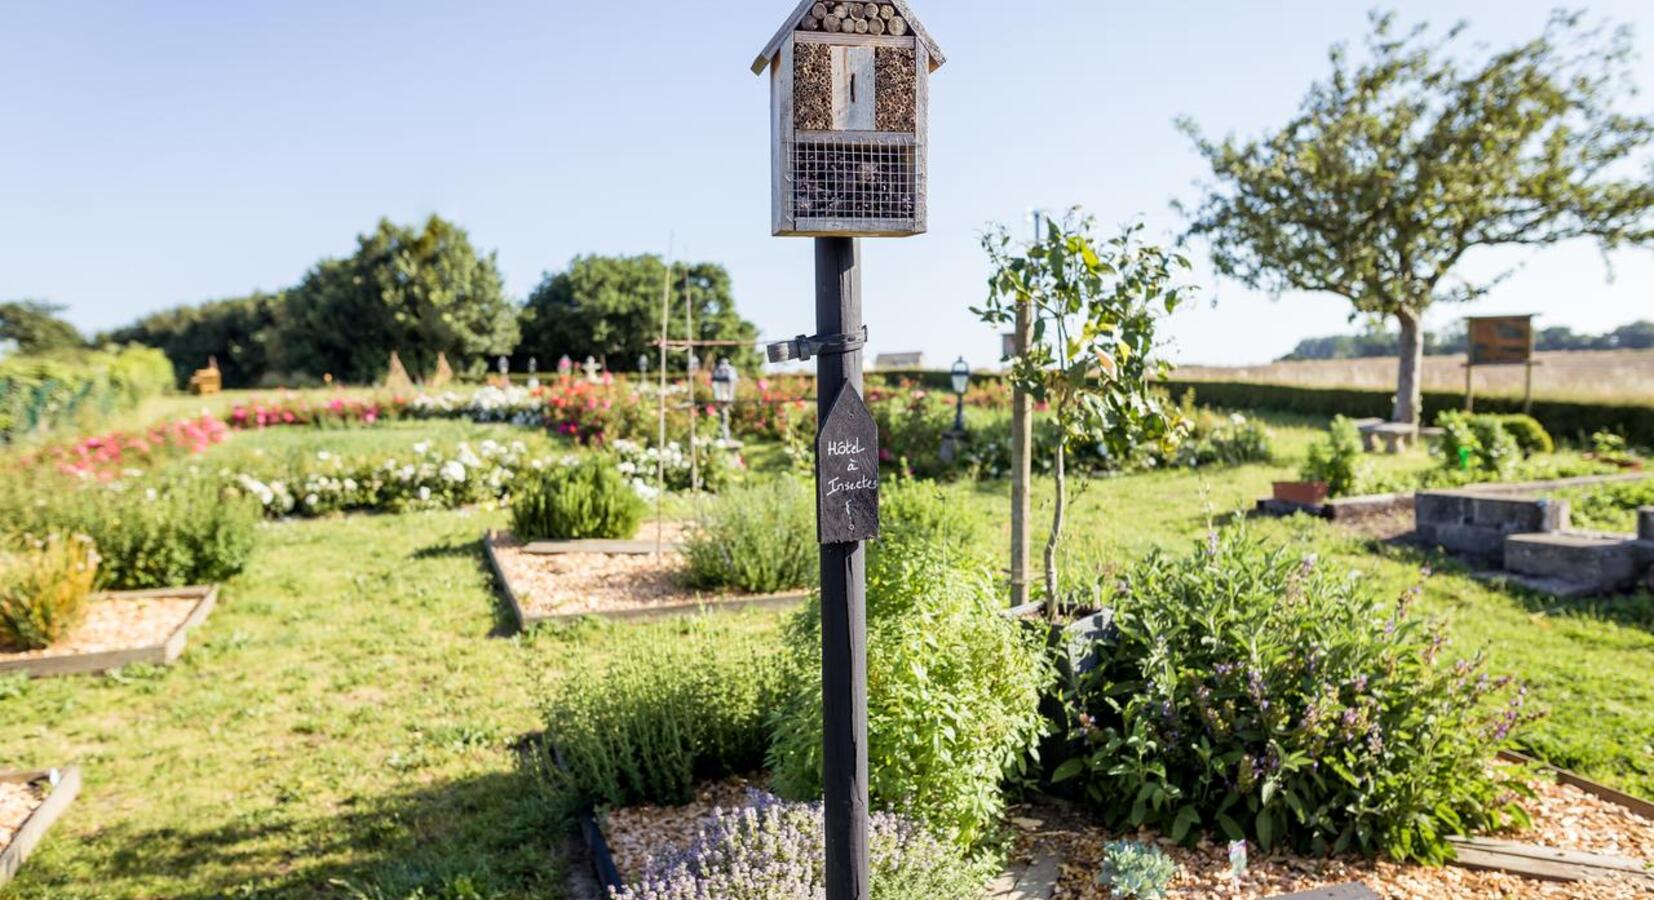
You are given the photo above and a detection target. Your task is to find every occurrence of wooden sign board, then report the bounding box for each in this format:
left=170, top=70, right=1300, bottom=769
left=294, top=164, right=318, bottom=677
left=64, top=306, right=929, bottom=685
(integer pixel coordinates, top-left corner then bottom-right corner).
left=816, top=384, right=880, bottom=544
left=1468, top=316, right=1534, bottom=366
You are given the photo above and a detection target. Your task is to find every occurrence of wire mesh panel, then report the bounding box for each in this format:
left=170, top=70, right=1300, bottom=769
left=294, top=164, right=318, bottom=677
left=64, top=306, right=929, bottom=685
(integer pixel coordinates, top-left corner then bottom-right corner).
left=787, top=132, right=919, bottom=227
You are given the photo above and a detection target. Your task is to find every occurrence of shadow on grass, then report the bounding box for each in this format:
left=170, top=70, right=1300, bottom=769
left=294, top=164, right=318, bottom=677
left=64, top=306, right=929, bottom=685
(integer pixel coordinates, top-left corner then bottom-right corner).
left=67, top=765, right=566, bottom=900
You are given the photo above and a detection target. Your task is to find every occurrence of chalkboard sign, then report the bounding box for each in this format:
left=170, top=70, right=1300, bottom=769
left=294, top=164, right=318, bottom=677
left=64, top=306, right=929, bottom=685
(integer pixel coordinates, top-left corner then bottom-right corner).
left=1468, top=315, right=1534, bottom=366
left=816, top=384, right=881, bottom=544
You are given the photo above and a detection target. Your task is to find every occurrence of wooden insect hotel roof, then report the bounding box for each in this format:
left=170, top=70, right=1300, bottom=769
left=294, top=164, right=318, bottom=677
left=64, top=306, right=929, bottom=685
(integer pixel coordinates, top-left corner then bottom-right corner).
left=751, top=0, right=946, bottom=75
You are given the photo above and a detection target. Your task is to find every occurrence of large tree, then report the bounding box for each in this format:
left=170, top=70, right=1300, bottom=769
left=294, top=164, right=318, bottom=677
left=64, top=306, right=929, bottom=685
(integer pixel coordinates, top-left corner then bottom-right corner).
left=274, top=216, right=519, bottom=384
left=1179, top=12, right=1654, bottom=424
left=518, top=255, right=760, bottom=371
left=0, top=300, right=84, bottom=356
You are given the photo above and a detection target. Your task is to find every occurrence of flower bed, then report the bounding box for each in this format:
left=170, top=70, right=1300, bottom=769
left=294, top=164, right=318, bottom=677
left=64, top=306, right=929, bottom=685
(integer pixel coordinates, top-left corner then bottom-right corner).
left=1033, top=766, right=1654, bottom=898
left=483, top=527, right=807, bottom=627
left=0, top=586, right=218, bottom=678
left=13, top=414, right=229, bottom=481
left=0, top=767, right=81, bottom=888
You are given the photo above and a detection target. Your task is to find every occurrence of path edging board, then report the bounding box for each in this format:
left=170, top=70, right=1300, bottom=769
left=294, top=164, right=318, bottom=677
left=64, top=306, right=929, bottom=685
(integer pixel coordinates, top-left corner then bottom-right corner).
left=0, top=586, right=219, bottom=678
left=0, top=766, right=81, bottom=887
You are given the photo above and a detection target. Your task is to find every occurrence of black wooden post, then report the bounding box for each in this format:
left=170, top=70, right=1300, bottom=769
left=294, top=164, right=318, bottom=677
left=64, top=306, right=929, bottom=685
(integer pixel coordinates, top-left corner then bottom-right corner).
left=816, top=235, right=869, bottom=900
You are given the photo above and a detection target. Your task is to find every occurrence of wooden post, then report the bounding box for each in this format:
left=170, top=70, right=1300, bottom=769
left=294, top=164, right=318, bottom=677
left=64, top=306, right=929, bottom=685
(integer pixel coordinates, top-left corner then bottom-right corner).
left=816, top=236, right=870, bottom=900
left=657, top=253, right=672, bottom=556
left=686, top=266, right=699, bottom=493
left=1523, top=361, right=1534, bottom=414
left=1464, top=362, right=1475, bottom=413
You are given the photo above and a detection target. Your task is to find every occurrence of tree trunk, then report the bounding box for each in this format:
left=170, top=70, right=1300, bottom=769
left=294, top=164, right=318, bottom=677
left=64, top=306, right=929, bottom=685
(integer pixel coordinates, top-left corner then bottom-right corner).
left=1394, top=309, right=1425, bottom=426
left=1043, top=435, right=1066, bottom=620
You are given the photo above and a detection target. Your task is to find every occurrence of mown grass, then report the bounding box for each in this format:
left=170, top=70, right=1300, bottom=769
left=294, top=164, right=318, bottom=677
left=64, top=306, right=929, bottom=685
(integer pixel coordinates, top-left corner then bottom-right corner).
left=1, top=413, right=1650, bottom=898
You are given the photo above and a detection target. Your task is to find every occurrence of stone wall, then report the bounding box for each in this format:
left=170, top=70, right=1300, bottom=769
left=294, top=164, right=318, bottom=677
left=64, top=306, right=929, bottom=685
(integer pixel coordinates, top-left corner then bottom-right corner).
left=1414, top=491, right=1569, bottom=558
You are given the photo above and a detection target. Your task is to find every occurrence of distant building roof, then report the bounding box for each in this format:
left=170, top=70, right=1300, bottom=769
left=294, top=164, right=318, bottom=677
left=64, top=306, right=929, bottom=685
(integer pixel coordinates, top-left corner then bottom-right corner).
left=873, top=352, right=925, bottom=370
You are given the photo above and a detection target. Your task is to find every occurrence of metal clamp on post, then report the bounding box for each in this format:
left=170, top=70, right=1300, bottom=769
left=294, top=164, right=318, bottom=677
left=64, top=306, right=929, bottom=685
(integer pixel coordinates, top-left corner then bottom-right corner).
left=766, top=326, right=868, bottom=364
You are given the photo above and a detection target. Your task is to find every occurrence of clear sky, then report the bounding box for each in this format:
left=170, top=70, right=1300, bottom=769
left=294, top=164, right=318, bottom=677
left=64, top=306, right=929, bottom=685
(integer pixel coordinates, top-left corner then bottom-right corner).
left=3, top=1, right=1651, bottom=367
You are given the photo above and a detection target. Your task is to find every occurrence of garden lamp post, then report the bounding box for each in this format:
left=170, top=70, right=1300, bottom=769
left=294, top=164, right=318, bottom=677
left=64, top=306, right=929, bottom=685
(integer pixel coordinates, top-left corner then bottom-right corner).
left=527, top=356, right=539, bottom=389
left=712, top=358, right=739, bottom=445
left=638, top=353, right=650, bottom=375
left=950, top=357, right=970, bottom=432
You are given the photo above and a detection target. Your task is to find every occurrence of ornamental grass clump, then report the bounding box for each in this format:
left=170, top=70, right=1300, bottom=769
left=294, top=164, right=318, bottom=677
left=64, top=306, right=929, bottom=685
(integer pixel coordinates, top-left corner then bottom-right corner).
left=769, top=537, right=1051, bottom=848
left=540, top=620, right=790, bottom=811
left=1060, top=528, right=1536, bottom=864
left=0, top=533, right=100, bottom=652
left=510, top=455, right=643, bottom=541
left=683, top=477, right=816, bottom=594
left=613, top=792, right=990, bottom=900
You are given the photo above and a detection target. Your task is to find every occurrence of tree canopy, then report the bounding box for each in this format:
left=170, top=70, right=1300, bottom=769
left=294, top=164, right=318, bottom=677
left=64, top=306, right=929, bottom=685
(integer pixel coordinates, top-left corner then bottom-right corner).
left=0, top=300, right=84, bottom=356
left=1180, top=11, right=1654, bottom=423
left=103, top=293, right=279, bottom=388
left=275, top=216, right=519, bottom=384
left=518, top=255, right=760, bottom=372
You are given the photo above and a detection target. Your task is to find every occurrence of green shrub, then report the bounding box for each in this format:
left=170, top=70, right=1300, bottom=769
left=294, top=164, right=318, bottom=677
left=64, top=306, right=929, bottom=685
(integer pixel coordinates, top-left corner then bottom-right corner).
left=1488, top=414, right=1554, bottom=457
left=873, top=478, right=989, bottom=566
left=683, top=477, right=816, bottom=594
left=1061, top=528, right=1533, bottom=864
left=1301, top=416, right=1366, bottom=497
left=0, top=346, right=173, bottom=443
left=1171, top=405, right=1273, bottom=468
left=510, top=456, right=644, bottom=541
left=769, top=537, right=1051, bottom=848
left=1435, top=412, right=1521, bottom=478
left=1555, top=478, right=1654, bottom=533
left=0, top=533, right=100, bottom=651
left=0, top=474, right=259, bottom=590
left=539, top=619, right=790, bottom=810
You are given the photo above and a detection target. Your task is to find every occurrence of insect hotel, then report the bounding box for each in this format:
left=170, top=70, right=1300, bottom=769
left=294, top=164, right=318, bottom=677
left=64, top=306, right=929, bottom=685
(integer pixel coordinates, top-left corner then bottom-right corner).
left=752, top=1, right=945, bottom=237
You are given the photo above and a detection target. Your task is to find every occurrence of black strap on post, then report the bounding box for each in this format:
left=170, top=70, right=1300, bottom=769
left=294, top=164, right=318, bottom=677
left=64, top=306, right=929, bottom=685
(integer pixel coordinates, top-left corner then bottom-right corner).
left=766, top=326, right=868, bottom=364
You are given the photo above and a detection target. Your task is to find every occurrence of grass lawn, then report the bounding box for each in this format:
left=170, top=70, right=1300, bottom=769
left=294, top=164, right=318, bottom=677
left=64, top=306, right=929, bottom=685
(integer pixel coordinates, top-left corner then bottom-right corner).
left=1, top=413, right=1650, bottom=898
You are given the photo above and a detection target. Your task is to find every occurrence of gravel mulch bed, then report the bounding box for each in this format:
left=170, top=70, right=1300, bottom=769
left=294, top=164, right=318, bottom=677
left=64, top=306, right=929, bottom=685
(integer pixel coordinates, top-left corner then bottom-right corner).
left=602, top=776, right=768, bottom=883
left=0, top=595, right=198, bottom=661
left=493, top=523, right=799, bottom=617
left=1034, top=774, right=1654, bottom=899
left=0, top=780, right=44, bottom=852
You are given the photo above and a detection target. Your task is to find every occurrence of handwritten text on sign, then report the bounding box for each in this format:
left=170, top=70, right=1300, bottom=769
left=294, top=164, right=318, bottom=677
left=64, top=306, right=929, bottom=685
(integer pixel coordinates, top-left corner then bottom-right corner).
left=816, top=384, right=881, bottom=544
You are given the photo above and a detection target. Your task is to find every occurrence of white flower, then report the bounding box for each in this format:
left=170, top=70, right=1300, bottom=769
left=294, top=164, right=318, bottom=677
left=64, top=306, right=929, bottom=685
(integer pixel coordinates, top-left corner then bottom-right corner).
left=418, top=486, right=431, bottom=502
left=440, top=460, right=467, bottom=483
left=305, top=493, right=319, bottom=507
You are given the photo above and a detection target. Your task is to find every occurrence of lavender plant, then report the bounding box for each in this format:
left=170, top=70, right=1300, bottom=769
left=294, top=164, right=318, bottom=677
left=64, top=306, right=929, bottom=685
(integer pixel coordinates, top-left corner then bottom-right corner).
left=1058, top=527, right=1537, bottom=864
left=613, top=791, right=990, bottom=900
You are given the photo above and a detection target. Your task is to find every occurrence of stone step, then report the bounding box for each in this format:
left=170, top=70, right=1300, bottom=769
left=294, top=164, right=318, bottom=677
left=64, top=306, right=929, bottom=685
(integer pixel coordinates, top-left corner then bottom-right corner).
left=1504, top=531, right=1645, bottom=593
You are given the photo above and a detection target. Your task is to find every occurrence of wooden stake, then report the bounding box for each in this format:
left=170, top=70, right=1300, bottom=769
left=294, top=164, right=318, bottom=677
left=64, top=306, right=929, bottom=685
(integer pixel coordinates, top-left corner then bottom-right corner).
left=815, top=237, right=869, bottom=900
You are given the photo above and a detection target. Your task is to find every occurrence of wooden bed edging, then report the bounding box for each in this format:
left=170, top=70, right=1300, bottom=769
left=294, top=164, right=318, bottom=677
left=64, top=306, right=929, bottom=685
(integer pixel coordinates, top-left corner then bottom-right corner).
left=1498, top=749, right=1654, bottom=820
left=482, top=531, right=809, bottom=633
left=0, top=586, right=219, bottom=679
left=0, top=766, right=81, bottom=887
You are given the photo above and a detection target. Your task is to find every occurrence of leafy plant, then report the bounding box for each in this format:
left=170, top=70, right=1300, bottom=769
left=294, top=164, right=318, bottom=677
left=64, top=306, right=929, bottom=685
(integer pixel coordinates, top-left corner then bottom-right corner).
left=1554, top=478, right=1654, bottom=533
left=1300, top=416, right=1367, bottom=497
left=1488, top=415, right=1553, bottom=457
left=1434, top=412, right=1521, bottom=478
left=1059, top=528, right=1534, bottom=864
left=683, top=477, right=816, bottom=594
left=613, top=792, right=991, bottom=900
left=538, top=619, right=790, bottom=810
left=509, top=456, right=644, bottom=541
left=1096, top=840, right=1178, bottom=899
left=0, top=473, right=259, bottom=590
left=977, top=213, right=1191, bottom=616
left=770, top=537, right=1051, bottom=848
left=0, top=533, right=100, bottom=651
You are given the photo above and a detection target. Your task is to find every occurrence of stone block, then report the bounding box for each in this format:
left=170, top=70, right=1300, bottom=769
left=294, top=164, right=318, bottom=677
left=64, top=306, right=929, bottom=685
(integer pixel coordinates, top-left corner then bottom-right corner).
left=1415, top=492, right=1473, bottom=527
left=1425, top=523, right=1510, bottom=558
left=1639, top=507, right=1654, bottom=542
left=1470, top=495, right=1565, bottom=533
left=1505, top=532, right=1643, bottom=593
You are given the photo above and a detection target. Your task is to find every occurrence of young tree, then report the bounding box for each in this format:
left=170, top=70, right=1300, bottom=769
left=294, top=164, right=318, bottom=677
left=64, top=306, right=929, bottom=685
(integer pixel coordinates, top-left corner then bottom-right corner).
left=0, top=300, right=84, bottom=355
left=1179, top=12, right=1654, bottom=425
left=977, top=214, right=1190, bottom=618
left=518, top=255, right=760, bottom=371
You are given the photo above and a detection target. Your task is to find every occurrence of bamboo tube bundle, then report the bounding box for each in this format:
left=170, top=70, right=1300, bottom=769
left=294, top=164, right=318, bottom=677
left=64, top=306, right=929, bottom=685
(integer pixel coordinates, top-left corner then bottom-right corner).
left=797, top=0, right=907, bottom=35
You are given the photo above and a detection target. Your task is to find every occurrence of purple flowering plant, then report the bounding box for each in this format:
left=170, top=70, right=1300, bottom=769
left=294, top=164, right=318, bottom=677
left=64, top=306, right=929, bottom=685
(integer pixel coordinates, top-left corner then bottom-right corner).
left=1053, top=527, right=1538, bottom=864
left=612, top=791, right=990, bottom=900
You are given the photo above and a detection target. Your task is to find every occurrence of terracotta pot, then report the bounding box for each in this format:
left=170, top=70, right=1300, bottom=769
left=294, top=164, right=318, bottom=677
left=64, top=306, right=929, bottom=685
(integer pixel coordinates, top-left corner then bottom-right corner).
left=1273, top=481, right=1330, bottom=505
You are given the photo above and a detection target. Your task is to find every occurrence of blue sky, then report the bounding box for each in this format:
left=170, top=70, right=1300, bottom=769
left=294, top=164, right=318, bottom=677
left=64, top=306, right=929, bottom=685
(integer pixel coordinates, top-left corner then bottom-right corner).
left=2, top=0, right=1651, bottom=366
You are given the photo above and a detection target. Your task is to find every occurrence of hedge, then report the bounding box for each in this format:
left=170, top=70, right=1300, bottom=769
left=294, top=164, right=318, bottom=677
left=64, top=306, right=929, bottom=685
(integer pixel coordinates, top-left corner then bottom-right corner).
left=0, top=347, right=175, bottom=443
left=1156, top=380, right=1654, bottom=449
left=866, top=371, right=1653, bottom=448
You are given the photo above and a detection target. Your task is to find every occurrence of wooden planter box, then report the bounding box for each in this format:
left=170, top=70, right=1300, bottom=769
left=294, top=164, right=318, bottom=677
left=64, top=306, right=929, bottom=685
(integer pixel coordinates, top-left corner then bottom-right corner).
left=1273, top=480, right=1331, bottom=506
left=0, top=586, right=219, bottom=678
left=0, top=767, right=81, bottom=887
left=482, top=532, right=808, bottom=632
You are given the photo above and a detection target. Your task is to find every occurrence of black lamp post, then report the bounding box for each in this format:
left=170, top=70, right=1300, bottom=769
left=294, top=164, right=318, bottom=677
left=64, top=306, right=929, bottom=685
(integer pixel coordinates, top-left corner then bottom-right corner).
left=712, top=358, right=739, bottom=444
left=950, top=357, right=970, bottom=432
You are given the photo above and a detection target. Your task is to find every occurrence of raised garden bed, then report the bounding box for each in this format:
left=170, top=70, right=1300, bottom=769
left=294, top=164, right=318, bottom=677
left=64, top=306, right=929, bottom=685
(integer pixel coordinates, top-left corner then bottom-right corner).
left=0, top=767, right=81, bottom=887
left=483, top=529, right=809, bottom=630
left=0, top=586, right=219, bottom=678
left=1025, top=759, right=1653, bottom=898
